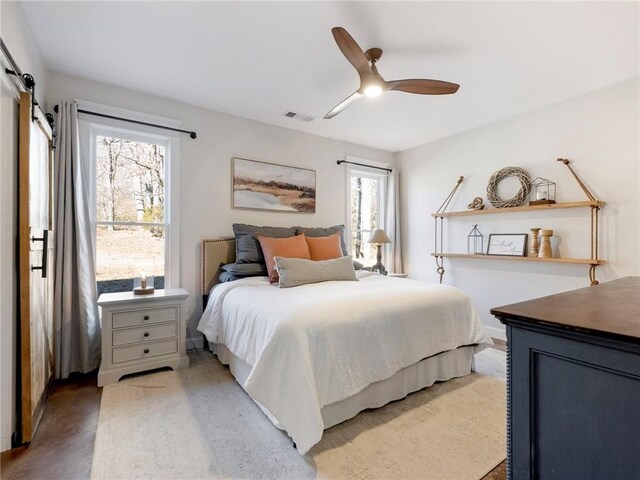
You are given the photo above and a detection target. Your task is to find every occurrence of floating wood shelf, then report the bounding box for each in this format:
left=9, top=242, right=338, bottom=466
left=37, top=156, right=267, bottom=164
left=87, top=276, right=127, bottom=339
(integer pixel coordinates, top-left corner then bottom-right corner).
left=432, top=163, right=605, bottom=285
left=432, top=201, right=605, bottom=218
left=431, top=253, right=605, bottom=265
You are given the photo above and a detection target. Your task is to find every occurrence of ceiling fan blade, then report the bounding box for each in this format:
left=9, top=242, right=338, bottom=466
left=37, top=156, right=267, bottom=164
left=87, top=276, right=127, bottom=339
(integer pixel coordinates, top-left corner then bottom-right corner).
left=386, top=79, right=460, bottom=95
left=324, top=91, right=362, bottom=119
left=331, top=27, right=372, bottom=81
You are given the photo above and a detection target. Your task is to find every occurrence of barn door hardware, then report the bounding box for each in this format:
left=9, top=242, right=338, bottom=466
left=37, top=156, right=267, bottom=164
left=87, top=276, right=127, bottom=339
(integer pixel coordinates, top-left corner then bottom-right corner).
left=30, top=230, right=48, bottom=278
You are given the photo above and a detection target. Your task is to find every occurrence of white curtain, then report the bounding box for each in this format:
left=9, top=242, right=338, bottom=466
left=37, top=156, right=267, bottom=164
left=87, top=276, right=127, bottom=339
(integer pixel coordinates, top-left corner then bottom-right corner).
left=53, top=101, right=101, bottom=379
left=384, top=171, right=403, bottom=274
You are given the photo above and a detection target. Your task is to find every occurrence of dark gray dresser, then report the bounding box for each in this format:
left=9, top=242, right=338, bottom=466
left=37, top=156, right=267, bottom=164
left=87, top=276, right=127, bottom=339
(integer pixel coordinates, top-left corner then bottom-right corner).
left=491, top=277, right=640, bottom=480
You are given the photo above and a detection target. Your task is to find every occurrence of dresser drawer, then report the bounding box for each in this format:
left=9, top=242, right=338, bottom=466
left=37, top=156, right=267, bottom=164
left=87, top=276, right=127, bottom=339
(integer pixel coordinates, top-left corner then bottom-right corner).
left=112, top=323, right=178, bottom=347
left=112, top=306, right=178, bottom=329
left=112, top=339, right=178, bottom=364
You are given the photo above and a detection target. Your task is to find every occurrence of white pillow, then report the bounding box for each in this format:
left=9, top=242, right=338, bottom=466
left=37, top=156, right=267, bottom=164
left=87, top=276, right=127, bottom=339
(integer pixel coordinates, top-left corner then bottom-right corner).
left=274, top=255, right=358, bottom=288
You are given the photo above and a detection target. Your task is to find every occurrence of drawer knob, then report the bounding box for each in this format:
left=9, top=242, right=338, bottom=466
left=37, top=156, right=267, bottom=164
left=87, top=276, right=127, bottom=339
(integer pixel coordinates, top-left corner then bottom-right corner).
left=143, top=332, right=150, bottom=337
left=143, top=315, right=150, bottom=320
left=144, top=348, right=150, bottom=354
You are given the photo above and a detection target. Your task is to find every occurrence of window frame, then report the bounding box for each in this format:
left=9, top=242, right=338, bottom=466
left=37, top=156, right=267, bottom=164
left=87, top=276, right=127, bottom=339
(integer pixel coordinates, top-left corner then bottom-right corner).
left=345, top=162, right=387, bottom=261
left=80, top=119, right=181, bottom=290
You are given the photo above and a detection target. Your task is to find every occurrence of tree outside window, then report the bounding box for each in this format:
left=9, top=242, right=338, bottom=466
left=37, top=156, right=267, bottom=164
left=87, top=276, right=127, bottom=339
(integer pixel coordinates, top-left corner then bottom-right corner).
left=95, top=136, right=166, bottom=294
left=349, top=171, right=384, bottom=266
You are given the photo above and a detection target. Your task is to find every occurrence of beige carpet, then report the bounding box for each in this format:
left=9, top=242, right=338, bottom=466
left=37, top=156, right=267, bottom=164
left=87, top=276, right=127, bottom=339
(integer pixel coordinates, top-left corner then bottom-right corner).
left=92, top=350, right=506, bottom=480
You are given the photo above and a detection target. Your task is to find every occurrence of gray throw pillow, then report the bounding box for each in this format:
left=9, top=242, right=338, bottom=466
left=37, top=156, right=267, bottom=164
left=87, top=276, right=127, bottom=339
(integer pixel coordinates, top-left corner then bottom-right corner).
left=275, top=255, right=358, bottom=288
left=294, top=225, right=348, bottom=255
left=233, top=224, right=296, bottom=264
left=221, top=263, right=267, bottom=277
left=219, top=271, right=241, bottom=283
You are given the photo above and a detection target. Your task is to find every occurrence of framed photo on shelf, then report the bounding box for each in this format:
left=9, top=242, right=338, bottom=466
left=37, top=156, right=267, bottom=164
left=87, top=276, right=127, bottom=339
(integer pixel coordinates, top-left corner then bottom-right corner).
left=487, top=234, right=528, bottom=256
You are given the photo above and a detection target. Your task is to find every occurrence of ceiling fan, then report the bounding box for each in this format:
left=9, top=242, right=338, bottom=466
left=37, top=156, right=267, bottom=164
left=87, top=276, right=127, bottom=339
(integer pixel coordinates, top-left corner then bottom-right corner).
left=324, top=27, right=460, bottom=119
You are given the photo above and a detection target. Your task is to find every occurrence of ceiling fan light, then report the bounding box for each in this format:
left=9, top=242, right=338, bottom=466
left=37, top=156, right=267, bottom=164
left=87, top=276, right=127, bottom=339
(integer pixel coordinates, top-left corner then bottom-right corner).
left=364, top=85, right=383, bottom=97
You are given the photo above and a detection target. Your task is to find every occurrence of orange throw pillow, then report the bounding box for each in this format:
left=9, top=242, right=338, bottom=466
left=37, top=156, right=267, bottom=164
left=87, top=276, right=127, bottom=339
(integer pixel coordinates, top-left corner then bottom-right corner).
left=305, top=232, right=344, bottom=261
left=256, top=234, right=311, bottom=283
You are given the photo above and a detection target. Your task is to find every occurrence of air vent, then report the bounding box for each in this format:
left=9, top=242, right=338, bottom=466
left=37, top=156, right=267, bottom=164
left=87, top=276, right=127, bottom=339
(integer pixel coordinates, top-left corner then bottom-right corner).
left=282, top=111, right=315, bottom=122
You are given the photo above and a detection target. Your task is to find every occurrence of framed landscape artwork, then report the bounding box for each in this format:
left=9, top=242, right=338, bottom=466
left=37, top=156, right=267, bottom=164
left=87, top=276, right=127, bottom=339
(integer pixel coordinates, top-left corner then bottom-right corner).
left=232, top=157, right=316, bottom=213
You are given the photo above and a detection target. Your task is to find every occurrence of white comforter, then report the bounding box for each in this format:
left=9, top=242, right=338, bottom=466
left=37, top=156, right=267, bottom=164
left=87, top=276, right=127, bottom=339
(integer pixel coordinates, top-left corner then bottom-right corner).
left=197, top=272, right=492, bottom=454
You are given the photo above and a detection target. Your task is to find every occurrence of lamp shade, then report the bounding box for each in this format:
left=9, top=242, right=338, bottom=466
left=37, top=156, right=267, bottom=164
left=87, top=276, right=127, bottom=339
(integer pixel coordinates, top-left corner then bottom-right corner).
left=367, top=229, right=392, bottom=245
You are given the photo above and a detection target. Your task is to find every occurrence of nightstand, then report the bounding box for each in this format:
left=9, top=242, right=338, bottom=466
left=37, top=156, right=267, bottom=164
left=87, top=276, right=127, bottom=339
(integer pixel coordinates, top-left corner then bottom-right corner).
left=97, top=288, right=190, bottom=386
left=388, top=273, right=408, bottom=278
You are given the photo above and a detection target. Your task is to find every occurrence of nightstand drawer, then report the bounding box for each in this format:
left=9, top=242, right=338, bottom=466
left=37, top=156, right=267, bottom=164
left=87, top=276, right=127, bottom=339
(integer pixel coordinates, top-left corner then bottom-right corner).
left=112, top=323, right=178, bottom=347
left=112, top=306, right=178, bottom=329
left=112, top=339, right=178, bottom=364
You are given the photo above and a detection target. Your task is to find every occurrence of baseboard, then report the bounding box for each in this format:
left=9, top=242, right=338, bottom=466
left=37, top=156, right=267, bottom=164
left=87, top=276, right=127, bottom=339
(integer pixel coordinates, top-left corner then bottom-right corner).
left=485, top=325, right=506, bottom=342
left=186, top=335, right=204, bottom=350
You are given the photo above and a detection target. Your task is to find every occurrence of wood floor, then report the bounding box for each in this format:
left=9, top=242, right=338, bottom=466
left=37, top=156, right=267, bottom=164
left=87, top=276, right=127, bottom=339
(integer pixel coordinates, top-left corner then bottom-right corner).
left=1, top=344, right=507, bottom=480
left=1, top=373, right=101, bottom=480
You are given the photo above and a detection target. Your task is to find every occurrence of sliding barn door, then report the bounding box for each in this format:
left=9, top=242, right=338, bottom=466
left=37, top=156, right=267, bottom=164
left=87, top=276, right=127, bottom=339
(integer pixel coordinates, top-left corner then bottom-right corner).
left=18, top=91, right=55, bottom=443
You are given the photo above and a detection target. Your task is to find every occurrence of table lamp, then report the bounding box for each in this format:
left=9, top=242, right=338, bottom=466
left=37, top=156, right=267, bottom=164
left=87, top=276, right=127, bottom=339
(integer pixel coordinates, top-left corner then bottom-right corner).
left=367, top=228, right=392, bottom=275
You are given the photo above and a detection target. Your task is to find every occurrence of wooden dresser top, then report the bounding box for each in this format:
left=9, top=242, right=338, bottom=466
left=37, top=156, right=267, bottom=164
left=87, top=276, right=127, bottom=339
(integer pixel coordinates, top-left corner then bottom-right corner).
left=491, top=277, right=640, bottom=342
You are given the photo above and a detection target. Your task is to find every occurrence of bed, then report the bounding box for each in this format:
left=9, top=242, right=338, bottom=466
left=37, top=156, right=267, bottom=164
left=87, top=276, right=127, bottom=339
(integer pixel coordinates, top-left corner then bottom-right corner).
left=197, top=237, right=493, bottom=454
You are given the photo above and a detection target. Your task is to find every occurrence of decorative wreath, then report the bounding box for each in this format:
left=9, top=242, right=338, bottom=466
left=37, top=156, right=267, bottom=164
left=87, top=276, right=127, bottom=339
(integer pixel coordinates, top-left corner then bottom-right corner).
left=486, top=167, right=532, bottom=208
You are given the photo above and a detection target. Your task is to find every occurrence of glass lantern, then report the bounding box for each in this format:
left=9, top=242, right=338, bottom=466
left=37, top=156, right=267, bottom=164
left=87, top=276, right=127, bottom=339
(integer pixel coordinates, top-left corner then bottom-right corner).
left=529, top=177, right=556, bottom=205
left=467, top=225, right=484, bottom=255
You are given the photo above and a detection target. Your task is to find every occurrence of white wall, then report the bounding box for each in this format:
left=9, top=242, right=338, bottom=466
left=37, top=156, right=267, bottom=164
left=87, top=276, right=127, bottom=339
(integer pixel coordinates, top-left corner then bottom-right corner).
left=399, top=78, right=640, bottom=339
left=0, top=1, right=49, bottom=452
left=0, top=1, right=48, bottom=103
left=46, top=72, right=394, bottom=340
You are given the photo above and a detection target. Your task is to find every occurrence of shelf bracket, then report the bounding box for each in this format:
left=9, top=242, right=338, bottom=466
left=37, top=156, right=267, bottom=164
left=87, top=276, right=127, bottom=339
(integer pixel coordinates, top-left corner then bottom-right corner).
left=589, top=204, right=600, bottom=285
left=433, top=176, right=464, bottom=283
left=435, top=255, right=445, bottom=284
left=558, top=159, right=601, bottom=285
left=557, top=158, right=597, bottom=202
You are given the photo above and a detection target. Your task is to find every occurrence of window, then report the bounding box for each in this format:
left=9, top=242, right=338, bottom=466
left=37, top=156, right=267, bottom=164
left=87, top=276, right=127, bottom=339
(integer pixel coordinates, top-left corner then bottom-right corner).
left=82, top=121, right=178, bottom=295
left=347, top=168, right=386, bottom=266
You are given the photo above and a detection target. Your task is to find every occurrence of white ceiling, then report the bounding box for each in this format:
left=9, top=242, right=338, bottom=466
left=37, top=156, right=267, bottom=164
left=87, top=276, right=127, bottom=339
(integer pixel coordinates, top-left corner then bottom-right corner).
left=21, top=1, right=639, bottom=152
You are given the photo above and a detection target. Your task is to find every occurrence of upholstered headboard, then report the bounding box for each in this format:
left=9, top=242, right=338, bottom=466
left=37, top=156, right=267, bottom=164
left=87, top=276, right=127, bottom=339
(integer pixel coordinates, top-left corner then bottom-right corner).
left=201, top=237, right=236, bottom=296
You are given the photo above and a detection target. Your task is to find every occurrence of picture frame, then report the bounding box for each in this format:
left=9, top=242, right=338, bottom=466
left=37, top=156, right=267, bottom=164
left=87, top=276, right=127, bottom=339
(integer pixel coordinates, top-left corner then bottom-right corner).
left=487, top=233, right=528, bottom=256
left=231, top=157, right=316, bottom=213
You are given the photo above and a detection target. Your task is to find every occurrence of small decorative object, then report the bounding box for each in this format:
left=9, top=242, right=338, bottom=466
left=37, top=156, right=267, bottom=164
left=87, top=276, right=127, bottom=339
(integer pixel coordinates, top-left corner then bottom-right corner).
left=487, top=234, right=528, bottom=256
left=133, top=268, right=155, bottom=295
left=538, top=229, right=554, bottom=258
left=467, top=225, right=484, bottom=255
left=529, top=228, right=541, bottom=257
left=467, top=197, right=485, bottom=210
left=529, top=177, right=556, bottom=205
left=367, top=228, right=392, bottom=275
left=232, top=157, right=316, bottom=213
left=486, top=167, right=532, bottom=208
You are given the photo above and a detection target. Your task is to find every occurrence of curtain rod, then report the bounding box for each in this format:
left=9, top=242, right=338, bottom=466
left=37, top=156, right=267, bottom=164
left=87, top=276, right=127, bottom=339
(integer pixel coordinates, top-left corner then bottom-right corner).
left=53, top=104, right=197, bottom=139
left=336, top=159, right=392, bottom=173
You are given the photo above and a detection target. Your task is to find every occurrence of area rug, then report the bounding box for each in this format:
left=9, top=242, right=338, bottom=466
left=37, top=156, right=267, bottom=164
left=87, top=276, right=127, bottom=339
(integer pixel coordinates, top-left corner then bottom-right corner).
left=91, top=349, right=506, bottom=480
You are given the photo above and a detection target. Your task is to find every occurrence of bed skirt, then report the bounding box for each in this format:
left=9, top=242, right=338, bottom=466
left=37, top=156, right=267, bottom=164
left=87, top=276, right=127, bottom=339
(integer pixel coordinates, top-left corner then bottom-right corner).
left=212, top=343, right=476, bottom=431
